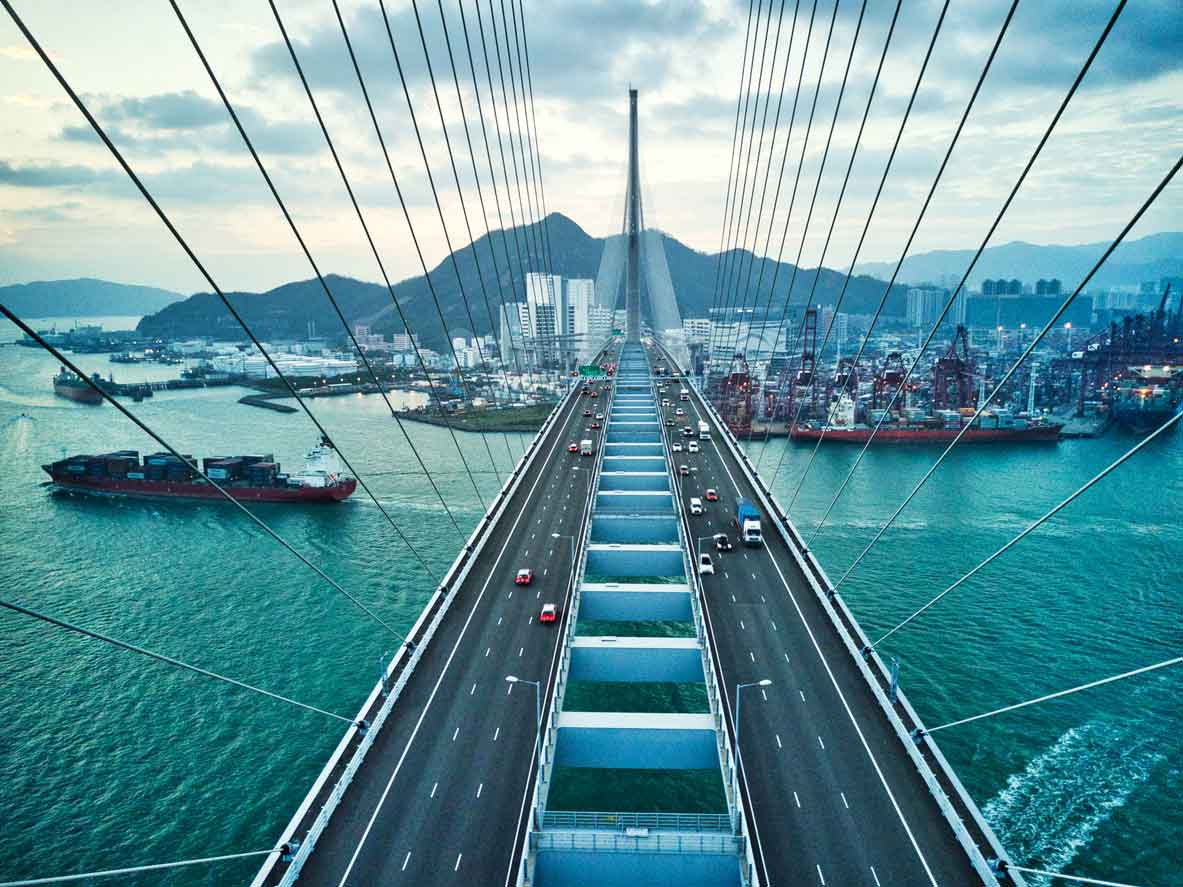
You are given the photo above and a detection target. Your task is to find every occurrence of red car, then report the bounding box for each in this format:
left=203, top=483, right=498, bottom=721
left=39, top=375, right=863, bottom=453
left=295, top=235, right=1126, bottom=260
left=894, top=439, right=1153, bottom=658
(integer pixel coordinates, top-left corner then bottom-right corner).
left=540, top=603, right=558, bottom=623
left=590, top=422, right=601, bottom=430
left=568, top=442, right=578, bottom=454
left=515, top=568, right=533, bottom=586
left=590, top=390, right=599, bottom=398
left=705, top=489, right=719, bottom=502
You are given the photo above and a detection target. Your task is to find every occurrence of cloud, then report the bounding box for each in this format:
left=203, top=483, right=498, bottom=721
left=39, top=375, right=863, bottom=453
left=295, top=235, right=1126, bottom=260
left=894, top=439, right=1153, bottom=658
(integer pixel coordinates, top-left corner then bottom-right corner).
left=103, top=90, right=227, bottom=130
left=0, top=160, right=107, bottom=188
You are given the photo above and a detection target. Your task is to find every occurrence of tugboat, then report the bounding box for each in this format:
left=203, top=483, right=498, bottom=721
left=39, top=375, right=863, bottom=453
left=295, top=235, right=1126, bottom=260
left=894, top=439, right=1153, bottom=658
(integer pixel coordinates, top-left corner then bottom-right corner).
left=52, top=367, right=103, bottom=405
left=1111, top=366, right=1182, bottom=434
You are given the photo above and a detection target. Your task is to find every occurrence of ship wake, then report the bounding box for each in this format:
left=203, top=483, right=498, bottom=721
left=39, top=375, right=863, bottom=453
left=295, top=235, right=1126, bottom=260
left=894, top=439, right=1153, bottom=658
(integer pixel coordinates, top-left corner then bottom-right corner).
left=983, top=720, right=1163, bottom=884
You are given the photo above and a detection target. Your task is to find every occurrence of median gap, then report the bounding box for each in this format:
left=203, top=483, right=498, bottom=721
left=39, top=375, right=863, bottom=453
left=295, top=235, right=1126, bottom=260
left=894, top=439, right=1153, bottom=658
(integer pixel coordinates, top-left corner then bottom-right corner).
left=546, top=768, right=727, bottom=814
left=575, top=620, right=696, bottom=638
left=562, top=681, right=709, bottom=714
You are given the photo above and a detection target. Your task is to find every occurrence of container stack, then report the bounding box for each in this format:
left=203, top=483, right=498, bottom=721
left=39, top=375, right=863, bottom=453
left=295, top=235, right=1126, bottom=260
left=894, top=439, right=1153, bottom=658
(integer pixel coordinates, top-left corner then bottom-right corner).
left=244, top=461, right=279, bottom=487
left=204, top=458, right=244, bottom=482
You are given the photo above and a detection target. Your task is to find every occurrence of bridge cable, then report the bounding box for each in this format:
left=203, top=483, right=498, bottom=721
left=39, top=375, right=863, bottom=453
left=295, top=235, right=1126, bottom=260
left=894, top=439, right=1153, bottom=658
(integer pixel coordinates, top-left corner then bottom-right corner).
left=498, top=0, right=563, bottom=377
left=483, top=0, right=559, bottom=381
left=267, top=0, right=490, bottom=512
left=718, top=0, right=841, bottom=419
left=170, top=0, right=466, bottom=539
left=4, top=314, right=409, bottom=636
left=787, top=0, right=1019, bottom=540
left=512, top=0, right=564, bottom=366
left=400, top=0, right=520, bottom=468
left=0, top=846, right=291, bottom=887
left=724, top=0, right=805, bottom=384
left=0, top=0, right=440, bottom=584
left=467, top=0, right=545, bottom=391
left=868, top=405, right=1183, bottom=651
left=352, top=0, right=506, bottom=486
left=914, top=656, right=1182, bottom=738
left=835, top=148, right=1180, bottom=592
left=435, top=0, right=535, bottom=410
left=742, top=0, right=896, bottom=460
left=712, top=0, right=783, bottom=362
left=823, top=1, right=1142, bottom=587
left=705, top=0, right=758, bottom=371
left=708, top=0, right=775, bottom=371
left=0, top=597, right=360, bottom=725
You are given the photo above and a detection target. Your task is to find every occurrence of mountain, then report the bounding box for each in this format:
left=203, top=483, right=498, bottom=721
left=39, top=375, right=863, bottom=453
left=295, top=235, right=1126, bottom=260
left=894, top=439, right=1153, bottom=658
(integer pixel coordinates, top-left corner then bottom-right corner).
left=135, top=213, right=908, bottom=349
left=0, top=278, right=182, bottom=317
left=854, top=232, right=1183, bottom=290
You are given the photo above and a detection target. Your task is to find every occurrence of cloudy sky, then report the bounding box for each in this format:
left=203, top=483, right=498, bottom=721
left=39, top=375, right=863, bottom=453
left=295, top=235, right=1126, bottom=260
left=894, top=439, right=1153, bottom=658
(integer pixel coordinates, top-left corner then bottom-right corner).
left=0, top=0, right=1179, bottom=295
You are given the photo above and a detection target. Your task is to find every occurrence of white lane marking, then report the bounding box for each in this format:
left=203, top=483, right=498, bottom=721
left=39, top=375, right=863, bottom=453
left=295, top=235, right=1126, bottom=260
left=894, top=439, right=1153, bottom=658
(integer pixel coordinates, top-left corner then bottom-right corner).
left=761, top=689, right=767, bottom=701
left=841, top=792, right=849, bottom=809
left=794, top=791, right=801, bottom=808
left=528, top=617, right=533, bottom=625
left=818, top=735, right=825, bottom=750
left=749, top=650, right=755, bottom=662
left=470, top=683, right=477, bottom=696
left=871, top=866, right=881, bottom=886
left=332, top=389, right=584, bottom=887
left=454, top=854, right=462, bottom=871
left=731, top=594, right=737, bottom=603
left=817, top=864, right=826, bottom=885
left=402, top=851, right=411, bottom=871
left=518, top=646, right=524, bottom=657
left=430, top=782, right=438, bottom=798
left=507, top=591, right=513, bottom=599
left=775, top=734, right=782, bottom=749
left=485, top=647, right=491, bottom=658
left=452, top=727, right=459, bottom=741
left=740, top=619, right=746, bottom=630
left=543, top=569, right=548, bottom=576
left=536, top=590, right=541, bottom=599
left=477, top=783, right=483, bottom=798
left=800, top=690, right=806, bottom=701
left=771, top=621, right=777, bottom=631
left=761, top=594, right=766, bottom=603
left=751, top=572, right=757, bottom=580
left=708, top=428, right=940, bottom=886
left=507, top=683, right=513, bottom=695
left=494, top=727, right=501, bottom=741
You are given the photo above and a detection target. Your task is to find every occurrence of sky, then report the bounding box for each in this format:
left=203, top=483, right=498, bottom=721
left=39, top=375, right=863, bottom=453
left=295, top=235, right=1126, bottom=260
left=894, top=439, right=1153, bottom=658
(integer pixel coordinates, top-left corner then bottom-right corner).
left=0, top=0, right=1179, bottom=296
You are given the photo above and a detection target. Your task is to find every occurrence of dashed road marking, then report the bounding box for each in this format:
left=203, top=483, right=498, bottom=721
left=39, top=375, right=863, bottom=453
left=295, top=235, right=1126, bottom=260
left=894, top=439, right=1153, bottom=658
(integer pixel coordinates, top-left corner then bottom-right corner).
left=749, top=650, right=755, bottom=662
left=470, top=683, right=477, bottom=696
left=430, top=782, right=438, bottom=798
left=454, top=854, right=462, bottom=871
left=818, top=736, right=826, bottom=750
left=477, top=783, right=483, bottom=798
left=841, top=792, right=849, bottom=809
left=452, top=727, right=459, bottom=741
left=494, top=727, right=500, bottom=741
left=776, top=734, right=782, bottom=749
left=817, top=864, right=826, bottom=885
left=800, top=690, right=806, bottom=701
left=519, top=646, right=524, bottom=657
left=402, top=851, right=411, bottom=871
left=871, top=866, right=881, bottom=886
left=794, top=791, right=801, bottom=808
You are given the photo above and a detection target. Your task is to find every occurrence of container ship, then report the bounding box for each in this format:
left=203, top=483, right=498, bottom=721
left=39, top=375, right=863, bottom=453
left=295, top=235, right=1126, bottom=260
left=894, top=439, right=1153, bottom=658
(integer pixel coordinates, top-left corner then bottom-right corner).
left=1111, top=366, right=1182, bottom=434
left=790, top=394, right=1062, bottom=443
left=43, top=436, right=357, bottom=502
left=53, top=367, right=103, bottom=405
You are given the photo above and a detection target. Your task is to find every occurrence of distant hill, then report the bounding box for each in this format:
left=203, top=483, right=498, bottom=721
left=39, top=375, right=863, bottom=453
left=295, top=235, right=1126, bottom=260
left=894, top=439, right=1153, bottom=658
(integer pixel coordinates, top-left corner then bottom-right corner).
left=854, top=232, right=1183, bottom=290
left=0, top=278, right=182, bottom=317
left=136, top=213, right=907, bottom=349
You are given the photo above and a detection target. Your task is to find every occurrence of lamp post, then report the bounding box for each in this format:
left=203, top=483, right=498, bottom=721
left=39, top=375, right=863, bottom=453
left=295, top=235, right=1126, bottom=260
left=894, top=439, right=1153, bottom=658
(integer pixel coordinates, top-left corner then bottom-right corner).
left=505, top=675, right=541, bottom=731
left=734, top=679, right=772, bottom=751
left=551, top=532, right=575, bottom=588
left=696, top=534, right=714, bottom=567
left=1065, top=321, right=1073, bottom=351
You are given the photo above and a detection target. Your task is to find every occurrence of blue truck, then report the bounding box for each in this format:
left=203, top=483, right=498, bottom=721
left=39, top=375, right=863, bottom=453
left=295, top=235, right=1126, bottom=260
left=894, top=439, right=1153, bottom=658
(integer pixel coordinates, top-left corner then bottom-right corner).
left=734, top=498, right=763, bottom=547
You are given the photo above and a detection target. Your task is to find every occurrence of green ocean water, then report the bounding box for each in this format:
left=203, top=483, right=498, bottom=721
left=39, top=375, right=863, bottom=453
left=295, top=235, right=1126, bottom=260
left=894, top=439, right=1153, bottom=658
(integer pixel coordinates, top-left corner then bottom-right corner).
left=1, top=318, right=1180, bottom=885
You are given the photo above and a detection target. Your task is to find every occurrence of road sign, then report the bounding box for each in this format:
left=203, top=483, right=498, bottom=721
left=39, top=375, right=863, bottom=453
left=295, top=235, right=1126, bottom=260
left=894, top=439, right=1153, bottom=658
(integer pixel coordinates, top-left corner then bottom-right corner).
left=579, top=365, right=606, bottom=378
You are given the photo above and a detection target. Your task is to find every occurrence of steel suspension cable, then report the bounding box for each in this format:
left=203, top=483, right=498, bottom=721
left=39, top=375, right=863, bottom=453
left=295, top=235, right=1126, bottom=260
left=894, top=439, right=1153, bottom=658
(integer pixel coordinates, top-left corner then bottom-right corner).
left=267, top=0, right=489, bottom=512
left=829, top=1, right=1138, bottom=588
left=998, top=866, right=1145, bottom=887
left=836, top=149, right=1178, bottom=592
left=709, top=0, right=773, bottom=370
left=511, top=0, right=563, bottom=367
left=739, top=0, right=876, bottom=424
left=436, top=0, right=533, bottom=408
left=778, top=1, right=948, bottom=508
left=4, top=314, right=408, bottom=635
left=393, top=0, right=516, bottom=467
left=726, top=0, right=803, bottom=378
left=869, top=405, right=1183, bottom=650
left=471, top=0, right=541, bottom=389
left=706, top=0, right=758, bottom=369
left=356, top=0, right=505, bottom=485
left=170, top=0, right=465, bottom=538
left=722, top=0, right=840, bottom=423
left=803, top=0, right=1021, bottom=541
left=914, top=656, right=1182, bottom=738
left=0, top=596, right=357, bottom=724
left=714, top=0, right=781, bottom=354
left=485, top=0, right=558, bottom=380
left=504, top=0, right=563, bottom=375
left=0, top=846, right=290, bottom=887
left=0, top=0, right=439, bottom=584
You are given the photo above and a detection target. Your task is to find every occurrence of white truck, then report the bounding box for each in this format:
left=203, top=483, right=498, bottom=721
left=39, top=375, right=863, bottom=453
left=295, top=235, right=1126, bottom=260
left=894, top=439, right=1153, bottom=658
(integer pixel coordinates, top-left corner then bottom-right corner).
left=679, top=388, right=690, bottom=402
left=698, top=420, right=710, bottom=440
left=580, top=439, right=594, bottom=456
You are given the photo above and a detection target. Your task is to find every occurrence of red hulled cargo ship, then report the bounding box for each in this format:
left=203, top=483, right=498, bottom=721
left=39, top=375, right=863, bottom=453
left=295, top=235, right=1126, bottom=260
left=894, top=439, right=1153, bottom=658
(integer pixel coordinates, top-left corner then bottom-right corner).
left=43, top=436, right=357, bottom=502
left=53, top=367, right=103, bottom=405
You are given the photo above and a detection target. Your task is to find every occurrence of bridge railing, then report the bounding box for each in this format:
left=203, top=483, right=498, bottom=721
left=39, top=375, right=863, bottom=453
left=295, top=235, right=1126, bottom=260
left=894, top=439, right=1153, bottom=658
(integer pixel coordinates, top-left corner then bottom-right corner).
left=683, top=367, right=1024, bottom=887
left=542, top=811, right=733, bottom=833
left=532, top=831, right=744, bottom=856
left=252, top=381, right=582, bottom=887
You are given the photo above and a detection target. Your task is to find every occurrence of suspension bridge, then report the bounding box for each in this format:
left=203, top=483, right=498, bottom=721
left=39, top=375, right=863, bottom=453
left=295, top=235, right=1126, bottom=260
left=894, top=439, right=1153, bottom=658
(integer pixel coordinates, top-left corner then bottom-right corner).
left=1, top=1, right=1178, bottom=886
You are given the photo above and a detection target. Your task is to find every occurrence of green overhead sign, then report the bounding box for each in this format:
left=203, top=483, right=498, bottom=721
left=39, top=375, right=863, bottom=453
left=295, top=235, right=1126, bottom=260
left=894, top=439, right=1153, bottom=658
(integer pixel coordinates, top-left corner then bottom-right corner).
left=579, top=365, right=607, bottom=378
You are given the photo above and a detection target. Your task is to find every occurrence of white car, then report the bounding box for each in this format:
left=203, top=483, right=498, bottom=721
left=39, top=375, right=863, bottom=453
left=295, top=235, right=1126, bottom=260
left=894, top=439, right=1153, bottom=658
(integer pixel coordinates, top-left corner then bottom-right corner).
left=688, top=441, right=700, bottom=453
left=675, top=408, right=685, bottom=417
left=698, top=552, right=715, bottom=575
left=662, top=399, right=671, bottom=407
left=689, top=497, right=703, bottom=515
left=672, top=441, right=683, bottom=452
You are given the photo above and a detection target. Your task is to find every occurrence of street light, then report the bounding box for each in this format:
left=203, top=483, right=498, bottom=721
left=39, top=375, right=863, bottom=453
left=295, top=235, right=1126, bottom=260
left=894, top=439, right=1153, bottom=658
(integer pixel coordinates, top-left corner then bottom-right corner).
left=505, top=675, right=541, bottom=729
left=734, top=679, right=773, bottom=751
left=696, top=534, right=714, bottom=566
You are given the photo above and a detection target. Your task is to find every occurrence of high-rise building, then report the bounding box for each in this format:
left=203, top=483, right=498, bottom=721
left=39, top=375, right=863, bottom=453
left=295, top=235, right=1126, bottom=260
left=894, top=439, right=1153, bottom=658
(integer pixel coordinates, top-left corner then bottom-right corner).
left=906, top=286, right=947, bottom=328
left=682, top=317, right=712, bottom=344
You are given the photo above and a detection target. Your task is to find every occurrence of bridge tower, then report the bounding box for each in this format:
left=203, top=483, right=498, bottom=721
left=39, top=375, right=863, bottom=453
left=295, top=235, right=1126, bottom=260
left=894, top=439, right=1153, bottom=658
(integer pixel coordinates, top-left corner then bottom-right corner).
left=625, top=88, right=642, bottom=342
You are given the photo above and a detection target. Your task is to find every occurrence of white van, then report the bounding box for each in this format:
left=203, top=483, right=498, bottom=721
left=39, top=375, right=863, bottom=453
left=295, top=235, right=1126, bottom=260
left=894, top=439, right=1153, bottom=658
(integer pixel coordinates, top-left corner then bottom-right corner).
left=689, top=497, right=703, bottom=515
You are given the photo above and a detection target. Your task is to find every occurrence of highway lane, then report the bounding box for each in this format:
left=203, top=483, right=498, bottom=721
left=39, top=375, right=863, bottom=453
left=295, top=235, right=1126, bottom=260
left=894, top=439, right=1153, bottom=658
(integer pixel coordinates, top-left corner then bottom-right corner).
left=289, top=370, right=613, bottom=886
left=652, top=347, right=984, bottom=887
